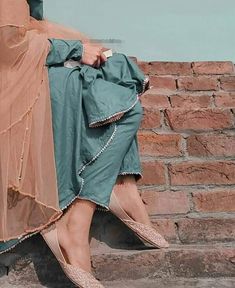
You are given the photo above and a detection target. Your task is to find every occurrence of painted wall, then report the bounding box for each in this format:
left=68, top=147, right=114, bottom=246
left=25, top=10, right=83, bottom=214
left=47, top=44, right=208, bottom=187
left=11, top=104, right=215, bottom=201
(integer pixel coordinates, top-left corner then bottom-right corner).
left=44, top=0, right=235, bottom=62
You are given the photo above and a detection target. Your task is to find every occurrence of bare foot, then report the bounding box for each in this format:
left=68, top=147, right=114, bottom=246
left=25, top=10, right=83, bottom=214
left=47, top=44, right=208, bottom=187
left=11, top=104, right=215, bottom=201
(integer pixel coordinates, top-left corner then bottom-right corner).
left=114, top=175, right=153, bottom=227
left=56, top=199, right=96, bottom=273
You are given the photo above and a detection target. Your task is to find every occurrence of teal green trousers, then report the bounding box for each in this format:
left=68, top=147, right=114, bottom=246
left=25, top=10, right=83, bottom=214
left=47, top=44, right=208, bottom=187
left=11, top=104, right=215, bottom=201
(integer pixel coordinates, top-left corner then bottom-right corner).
left=77, top=99, right=143, bottom=210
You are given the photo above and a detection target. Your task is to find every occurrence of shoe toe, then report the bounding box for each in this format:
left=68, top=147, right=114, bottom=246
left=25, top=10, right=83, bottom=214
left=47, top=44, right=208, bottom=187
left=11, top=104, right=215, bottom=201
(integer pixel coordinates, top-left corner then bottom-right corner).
left=62, top=262, right=105, bottom=288
left=124, top=219, right=170, bottom=248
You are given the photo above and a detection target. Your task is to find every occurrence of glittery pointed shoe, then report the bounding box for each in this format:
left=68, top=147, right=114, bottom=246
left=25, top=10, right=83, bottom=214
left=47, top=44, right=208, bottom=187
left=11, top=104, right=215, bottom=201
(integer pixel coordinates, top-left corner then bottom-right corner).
left=109, top=189, right=169, bottom=249
left=40, top=222, right=104, bottom=288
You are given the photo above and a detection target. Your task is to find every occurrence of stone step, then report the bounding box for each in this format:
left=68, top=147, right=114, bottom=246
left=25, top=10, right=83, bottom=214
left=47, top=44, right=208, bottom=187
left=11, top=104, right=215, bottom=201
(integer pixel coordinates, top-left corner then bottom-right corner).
left=0, top=235, right=234, bottom=286
left=1, top=278, right=235, bottom=288
left=92, top=243, right=235, bottom=281
left=103, top=277, right=235, bottom=288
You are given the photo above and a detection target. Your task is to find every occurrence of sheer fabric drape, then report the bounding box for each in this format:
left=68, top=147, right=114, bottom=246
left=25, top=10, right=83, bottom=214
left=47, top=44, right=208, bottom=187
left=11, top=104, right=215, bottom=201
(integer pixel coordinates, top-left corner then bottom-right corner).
left=0, top=0, right=91, bottom=241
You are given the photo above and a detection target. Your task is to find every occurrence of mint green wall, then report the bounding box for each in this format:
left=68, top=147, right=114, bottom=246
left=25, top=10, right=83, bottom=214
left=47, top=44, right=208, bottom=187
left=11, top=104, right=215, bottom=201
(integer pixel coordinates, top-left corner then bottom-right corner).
left=44, top=0, right=235, bottom=62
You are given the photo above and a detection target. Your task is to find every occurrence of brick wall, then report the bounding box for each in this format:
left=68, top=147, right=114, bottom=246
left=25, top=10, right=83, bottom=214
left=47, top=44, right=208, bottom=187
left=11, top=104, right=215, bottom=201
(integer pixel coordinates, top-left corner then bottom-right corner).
left=1, top=61, right=234, bottom=286
left=136, top=61, right=235, bottom=244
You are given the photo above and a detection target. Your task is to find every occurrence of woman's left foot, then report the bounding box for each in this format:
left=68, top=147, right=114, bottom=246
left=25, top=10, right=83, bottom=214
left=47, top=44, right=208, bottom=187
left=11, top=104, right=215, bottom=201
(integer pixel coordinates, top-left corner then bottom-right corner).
left=109, top=177, right=169, bottom=248
left=114, top=175, right=153, bottom=227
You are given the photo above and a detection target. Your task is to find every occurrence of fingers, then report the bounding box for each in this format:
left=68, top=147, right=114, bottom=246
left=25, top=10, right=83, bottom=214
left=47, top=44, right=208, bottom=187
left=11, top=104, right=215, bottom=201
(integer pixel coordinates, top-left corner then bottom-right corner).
left=93, top=54, right=107, bottom=68
left=101, top=47, right=110, bottom=52
left=81, top=43, right=108, bottom=68
left=93, top=50, right=107, bottom=68
left=93, top=56, right=101, bottom=68
left=100, top=52, right=107, bottom=63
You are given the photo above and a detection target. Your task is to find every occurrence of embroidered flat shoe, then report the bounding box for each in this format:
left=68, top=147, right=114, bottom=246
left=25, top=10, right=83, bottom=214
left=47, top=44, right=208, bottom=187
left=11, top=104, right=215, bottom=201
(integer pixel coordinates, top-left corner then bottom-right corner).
left=109, top=189, right=169, bottom=249
left=40, top=221, right=104, bottom=288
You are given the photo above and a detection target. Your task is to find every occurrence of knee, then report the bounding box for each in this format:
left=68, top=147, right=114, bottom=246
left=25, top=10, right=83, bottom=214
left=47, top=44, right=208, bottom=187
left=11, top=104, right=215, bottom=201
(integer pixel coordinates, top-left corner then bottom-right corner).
left=123, top=99, right=143, bottom=133
left=118, top=99, right=143, bottom=129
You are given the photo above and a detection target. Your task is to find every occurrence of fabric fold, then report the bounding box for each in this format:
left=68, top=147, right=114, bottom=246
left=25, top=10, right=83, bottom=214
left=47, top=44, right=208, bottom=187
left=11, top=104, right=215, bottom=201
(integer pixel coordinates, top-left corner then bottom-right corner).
left=80, top=53, right=146, bottom=128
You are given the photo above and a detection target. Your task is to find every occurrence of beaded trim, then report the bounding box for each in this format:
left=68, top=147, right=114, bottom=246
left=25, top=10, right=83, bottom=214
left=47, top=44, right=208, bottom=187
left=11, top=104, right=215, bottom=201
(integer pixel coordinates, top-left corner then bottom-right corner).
left=95, top=206, right=109, bottom=212
left=60, top=181, right=110, bottom=212
left=0, top=124, right=117, bottom=255
left=139, top=75, right=150, bottom=97
left=60, top=122, right=118, bottom=212
left=18, top=112, right=30, bottom=182
left=0, top=228, right=41, bottom=255
left=118, top=171, right=143, bottom=179
left=96, top=172, right=143, bottom=213
left=89, top=74, right=149, bottom=129
left=0, top=177, right=110, bottom=254
left=89, top=113, right=124, bottom=128
left=0, top=182, right=108, bottom=255
left=88, top=94, right=139, bottom=128
left=88, top=73, right=150, bottom=128
left=77, top=123, right=117, bottom=175
left=0, top=80, right=42, bottom=135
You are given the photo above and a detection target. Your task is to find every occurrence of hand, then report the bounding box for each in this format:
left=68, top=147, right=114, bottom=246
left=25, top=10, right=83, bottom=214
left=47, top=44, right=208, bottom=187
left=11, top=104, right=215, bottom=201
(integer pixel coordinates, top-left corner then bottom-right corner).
left=80, top=42, right=108, bottom=68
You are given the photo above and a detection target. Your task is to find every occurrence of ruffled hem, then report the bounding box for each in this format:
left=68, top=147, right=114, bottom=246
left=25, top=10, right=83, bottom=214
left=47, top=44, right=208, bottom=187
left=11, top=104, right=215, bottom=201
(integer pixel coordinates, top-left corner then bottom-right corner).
left=0, top=126, right=112, bottom=254
left=88, top=75, right=150, bottom=128
left=0, top=183, right=63, bottom=243
left=0, top=121, right=117, bottom=254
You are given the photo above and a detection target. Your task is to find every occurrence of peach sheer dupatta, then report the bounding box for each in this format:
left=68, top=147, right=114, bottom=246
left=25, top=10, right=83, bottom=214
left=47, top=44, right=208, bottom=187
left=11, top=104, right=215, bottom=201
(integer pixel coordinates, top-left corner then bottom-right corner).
left=0, top=0, right=64, bottom=241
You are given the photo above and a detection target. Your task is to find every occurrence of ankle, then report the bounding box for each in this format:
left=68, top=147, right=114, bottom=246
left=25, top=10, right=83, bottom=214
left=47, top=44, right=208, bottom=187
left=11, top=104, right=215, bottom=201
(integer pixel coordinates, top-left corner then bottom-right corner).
left=61, top=239, right=92, bottom=273
left=67, top=217, right=89, bottom=237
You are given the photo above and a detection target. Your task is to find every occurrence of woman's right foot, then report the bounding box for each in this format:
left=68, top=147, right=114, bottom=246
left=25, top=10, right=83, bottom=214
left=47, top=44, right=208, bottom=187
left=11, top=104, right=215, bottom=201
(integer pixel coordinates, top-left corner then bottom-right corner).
left=110, top=175, right=169, bottom=249
left=40, top=218, right=104, bottom=288
left=114, top=175, right=153, bottom=227
left=56, top=218, right=92, bottom=272
left=55, top=198, right=97, bottom=273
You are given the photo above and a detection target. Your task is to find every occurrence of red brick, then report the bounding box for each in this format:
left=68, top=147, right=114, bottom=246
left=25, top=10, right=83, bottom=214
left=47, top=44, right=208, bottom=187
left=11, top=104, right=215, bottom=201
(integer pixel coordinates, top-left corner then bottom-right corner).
left=169, top=161, right=235, bottom=185
left=138, top=161, right=165, bottom=185
left=151, top=219, right=177, bottom=242
left=187, top=134, right=235, bottom=157
left=220, top=76, right=235, bottom=91
left=150, top=76, right=176, bottom=90
left=192, top=61, right=234, bottom=75
left=137, top=61, right=151, bottom=75
left=192, top=190, right=235, bottom=212
left=140, top=107, right=161, bottom=129
left=140, top=190, right=190, bottom=214
left=177, top=218, right=235, bottom=243
left=214, top=92, right=235, bottom=107
left=165, top=109, right=233, bottom=131
left=137, top=131, right=182, bottom=157
left=140, top=91, right=170, bottom=108
left=148, top=62, right=192, bottom=75
left=178, top=76, right=218, bottom=91
left=169, top=94, right=211, bottom=108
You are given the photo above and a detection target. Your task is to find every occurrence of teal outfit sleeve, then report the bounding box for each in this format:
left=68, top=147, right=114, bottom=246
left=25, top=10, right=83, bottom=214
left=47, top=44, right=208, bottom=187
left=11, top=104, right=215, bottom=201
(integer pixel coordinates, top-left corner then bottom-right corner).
left=27, top=0, right=43, bottom=20
left=46, top=39, right=84, bottom=66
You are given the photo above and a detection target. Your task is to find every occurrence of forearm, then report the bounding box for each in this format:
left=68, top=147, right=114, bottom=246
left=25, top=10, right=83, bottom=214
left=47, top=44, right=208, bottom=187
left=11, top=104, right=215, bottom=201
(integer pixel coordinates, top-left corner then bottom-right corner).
left=46, top=39, right=83, bottom=66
